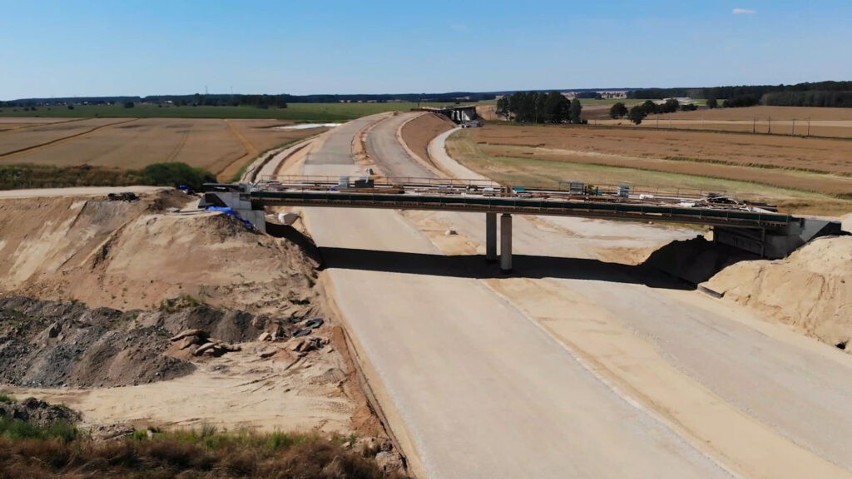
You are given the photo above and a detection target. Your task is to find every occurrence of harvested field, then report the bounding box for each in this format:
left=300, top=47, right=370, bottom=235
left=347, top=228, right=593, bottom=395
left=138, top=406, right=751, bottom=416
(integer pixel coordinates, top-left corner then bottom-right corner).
left=447, top=125, right=852, bottom=215
left=600, top=106, right=852, bottom=138
left=0, top=118, right=326, bottom=178
left=400, top=112, right=455, bottom=163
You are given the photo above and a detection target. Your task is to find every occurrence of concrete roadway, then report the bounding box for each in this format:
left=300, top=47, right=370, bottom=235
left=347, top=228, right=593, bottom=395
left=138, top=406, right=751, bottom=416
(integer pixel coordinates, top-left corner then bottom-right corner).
left=296, top=112, right=852, bottom=478
left=299, top=113, right=735, bottom=478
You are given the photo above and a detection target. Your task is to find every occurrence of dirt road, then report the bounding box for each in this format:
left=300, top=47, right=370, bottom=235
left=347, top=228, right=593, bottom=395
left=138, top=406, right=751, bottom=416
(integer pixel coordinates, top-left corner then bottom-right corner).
left=293, top=115, right=747, bottom=478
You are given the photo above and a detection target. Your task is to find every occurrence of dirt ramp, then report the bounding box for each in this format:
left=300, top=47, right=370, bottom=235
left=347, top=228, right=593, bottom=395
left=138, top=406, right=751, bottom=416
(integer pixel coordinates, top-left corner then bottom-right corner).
left=704, top=236, right=852, bottom=351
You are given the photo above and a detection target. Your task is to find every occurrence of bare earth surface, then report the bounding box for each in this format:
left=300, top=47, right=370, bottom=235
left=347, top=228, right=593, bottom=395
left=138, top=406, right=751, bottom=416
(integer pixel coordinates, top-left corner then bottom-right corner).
left=0, top=117, right=324, bottom=178
left=0, top=189, right=381, bottom=439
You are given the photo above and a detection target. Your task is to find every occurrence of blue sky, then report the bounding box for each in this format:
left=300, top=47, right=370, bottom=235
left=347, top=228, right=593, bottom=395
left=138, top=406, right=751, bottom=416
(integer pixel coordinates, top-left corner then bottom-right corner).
left=1, top=0, right=850, bottom=99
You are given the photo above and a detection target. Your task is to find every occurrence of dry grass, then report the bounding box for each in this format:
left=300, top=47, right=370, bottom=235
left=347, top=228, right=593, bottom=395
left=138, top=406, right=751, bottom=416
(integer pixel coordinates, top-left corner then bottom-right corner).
left=448, top=125, right=852, bottom=215
left=0, top=428, right=408, bottom=479
left=596, top=106, right=852, bottom=138
left=0, top=119, right=325, bottom=177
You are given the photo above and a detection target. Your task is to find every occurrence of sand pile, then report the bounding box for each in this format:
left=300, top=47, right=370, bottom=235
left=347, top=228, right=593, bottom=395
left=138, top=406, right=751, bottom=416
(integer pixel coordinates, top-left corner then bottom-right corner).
left=704, top=236, right=852, bottom=351
left=0, top=191, right=318, bottom=313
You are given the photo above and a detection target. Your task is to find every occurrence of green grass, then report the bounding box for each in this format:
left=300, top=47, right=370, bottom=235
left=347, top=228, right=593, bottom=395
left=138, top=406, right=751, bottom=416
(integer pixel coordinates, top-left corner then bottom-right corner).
left=0, top=417, right=79, bottom=442
left=0, top=394, right=14, bottom=404
left=0, top=101, right=475, bottom=121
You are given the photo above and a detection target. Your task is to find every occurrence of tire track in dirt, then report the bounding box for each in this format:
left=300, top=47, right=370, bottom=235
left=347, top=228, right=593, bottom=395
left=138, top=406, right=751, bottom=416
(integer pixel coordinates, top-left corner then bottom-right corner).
left=0, top=118, right=140, bottom=160
left=217, top=120, right=260, bottom=181
left=164, top=123, right=193, bottom=163
left=0, top=118, right=90, bottom=134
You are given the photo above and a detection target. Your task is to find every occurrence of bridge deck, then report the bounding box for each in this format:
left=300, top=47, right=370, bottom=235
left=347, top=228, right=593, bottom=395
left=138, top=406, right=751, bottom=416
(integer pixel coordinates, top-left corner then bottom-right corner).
left=250, top=190, right=795, bottom=229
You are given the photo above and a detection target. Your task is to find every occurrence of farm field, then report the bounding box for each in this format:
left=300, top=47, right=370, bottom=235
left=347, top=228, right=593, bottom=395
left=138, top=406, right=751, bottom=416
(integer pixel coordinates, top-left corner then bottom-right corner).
left=447, top=123, right=852, bottom=215
left=0, top=101, right=472, bottom=122
left=0, top=118, right=327, bottom=179
left=601, top=105, right=852, bottom=137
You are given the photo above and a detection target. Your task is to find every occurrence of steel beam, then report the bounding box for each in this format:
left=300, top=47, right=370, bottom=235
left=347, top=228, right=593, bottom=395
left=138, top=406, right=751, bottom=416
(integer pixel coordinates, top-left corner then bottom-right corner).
left=486, top=212, right=497, bottom=263
left=500, top=213, right=512, bottom=273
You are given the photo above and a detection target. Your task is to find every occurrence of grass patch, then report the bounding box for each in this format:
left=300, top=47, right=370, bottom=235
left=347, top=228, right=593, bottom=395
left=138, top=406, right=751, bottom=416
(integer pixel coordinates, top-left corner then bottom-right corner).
left=0, top=394, right=15, bottom=404
left=0, top=417, right=78, bottom=442
left=0, top=424, right=407, bottom=478
left=0, top=162, right=215, bottom=191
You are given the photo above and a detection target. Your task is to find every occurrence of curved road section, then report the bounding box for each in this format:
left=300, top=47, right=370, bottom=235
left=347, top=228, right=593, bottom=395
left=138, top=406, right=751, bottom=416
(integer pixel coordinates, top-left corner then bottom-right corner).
left=301, top=114, right=733, bottom=478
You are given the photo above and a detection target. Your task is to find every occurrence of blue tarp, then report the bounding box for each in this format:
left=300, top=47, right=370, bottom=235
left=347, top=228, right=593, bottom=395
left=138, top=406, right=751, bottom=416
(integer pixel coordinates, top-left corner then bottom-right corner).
left=205, top=206, right=255, bottom=230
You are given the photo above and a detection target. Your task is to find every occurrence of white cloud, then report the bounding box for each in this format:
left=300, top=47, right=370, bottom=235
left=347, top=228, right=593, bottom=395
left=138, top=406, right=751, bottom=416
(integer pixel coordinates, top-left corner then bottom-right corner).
left=732, top=8, right=757, bottom=15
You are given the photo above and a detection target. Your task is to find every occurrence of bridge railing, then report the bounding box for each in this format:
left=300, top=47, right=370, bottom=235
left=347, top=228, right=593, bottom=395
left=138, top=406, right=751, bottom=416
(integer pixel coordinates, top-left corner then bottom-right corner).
left=255, top=174, right=500, bottom=190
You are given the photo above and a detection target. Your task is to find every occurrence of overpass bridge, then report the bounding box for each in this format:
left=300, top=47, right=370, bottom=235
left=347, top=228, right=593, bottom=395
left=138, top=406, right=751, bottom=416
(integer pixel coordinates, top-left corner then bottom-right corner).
left=202, top=176, right=842, bottom=273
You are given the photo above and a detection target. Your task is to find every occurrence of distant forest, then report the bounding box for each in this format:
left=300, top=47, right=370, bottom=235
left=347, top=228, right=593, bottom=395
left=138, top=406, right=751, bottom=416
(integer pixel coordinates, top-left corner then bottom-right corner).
left=628, top=81, right=852, bottom=108
left=0, top=92, right=499, bottom=108
left=4, top=81, right=852, bottom=109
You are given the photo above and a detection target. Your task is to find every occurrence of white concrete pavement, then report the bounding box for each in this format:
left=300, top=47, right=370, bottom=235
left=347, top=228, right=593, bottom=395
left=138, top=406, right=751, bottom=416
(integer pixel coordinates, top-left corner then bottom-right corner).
left=298, top=114, right=735, bottom=478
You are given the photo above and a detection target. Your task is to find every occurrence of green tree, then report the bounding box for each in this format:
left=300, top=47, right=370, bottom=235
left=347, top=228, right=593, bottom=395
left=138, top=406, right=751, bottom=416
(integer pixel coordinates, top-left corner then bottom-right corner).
left=609, top=102, right=628, bottom=119
left=142, top=162, right=216, bottom=190
left=640, top=100, right=658, bottom=115
left=543, top=91, right=569, bottom=123
left=569, top=98, right=583, bottom=124
left=706, top=98, right=718, bottom=109
left=628, top=105, right=646, bottom=125
left=662, top=98, right=680, bottom=113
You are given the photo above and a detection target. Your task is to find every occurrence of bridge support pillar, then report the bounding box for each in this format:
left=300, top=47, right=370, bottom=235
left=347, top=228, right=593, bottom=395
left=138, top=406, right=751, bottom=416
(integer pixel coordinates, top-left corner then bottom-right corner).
left=486, top=212, right=497, bottom=263
left=500, top=213, right=512, bottom=273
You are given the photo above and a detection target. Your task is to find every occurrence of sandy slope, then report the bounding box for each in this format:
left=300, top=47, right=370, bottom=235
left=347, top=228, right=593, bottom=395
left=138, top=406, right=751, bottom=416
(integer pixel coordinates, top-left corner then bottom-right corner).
left=705, top=235, right=852, bottom=350
left=0, top=189, right=380, bottom=437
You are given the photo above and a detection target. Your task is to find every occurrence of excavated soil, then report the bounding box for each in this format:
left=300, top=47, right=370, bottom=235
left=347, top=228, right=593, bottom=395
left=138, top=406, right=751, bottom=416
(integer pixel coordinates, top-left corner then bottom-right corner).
left=0, top=295, right=323, bottom=388
left=704, top=236, right=852, bottom=351
left=0, top=189, right=384, bottom=440
left=0, top=191, right=317, bottom=313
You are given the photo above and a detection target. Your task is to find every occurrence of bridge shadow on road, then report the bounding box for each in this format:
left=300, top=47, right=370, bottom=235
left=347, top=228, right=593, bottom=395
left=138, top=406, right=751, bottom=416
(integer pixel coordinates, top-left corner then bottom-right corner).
left=317, top=247, right=694, bottom=290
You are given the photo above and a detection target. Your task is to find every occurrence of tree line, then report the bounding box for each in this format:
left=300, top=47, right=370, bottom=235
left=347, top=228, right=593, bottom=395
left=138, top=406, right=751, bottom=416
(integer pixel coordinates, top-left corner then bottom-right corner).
left=609, top=99, right=697, bottom=125
left=496, top=91, right=584, bottom=124
left=628, top=81, right=852, bottom=108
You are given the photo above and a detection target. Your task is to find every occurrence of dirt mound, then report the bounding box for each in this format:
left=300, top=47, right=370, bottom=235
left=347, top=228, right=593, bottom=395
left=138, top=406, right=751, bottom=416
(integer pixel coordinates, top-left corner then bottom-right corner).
left=704, top=236, right=852, bottom=351
left=0, top=296, right=194, bottom=388
left=0, top=396, right=80, bottom=428
left=642, top=236, right=758, bottom=285
left=0, top=190, right=317, bottom=313
left=0, top=294, right=328, bottom=388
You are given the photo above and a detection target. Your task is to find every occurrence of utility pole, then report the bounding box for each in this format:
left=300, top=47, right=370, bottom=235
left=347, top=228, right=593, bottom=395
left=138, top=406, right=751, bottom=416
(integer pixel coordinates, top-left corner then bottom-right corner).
left=768, top=117, right=771, bottom=134
left=807, top=118, right=811, bottom=137
left=792, top=118, right=796, bottom=136
left=753, top=118, right=756, bottom=134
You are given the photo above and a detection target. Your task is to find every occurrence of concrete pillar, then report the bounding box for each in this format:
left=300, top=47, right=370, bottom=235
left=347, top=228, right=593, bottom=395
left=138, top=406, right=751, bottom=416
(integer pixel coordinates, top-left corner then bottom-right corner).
left=500, top=213, right=512, bottom=273
left=486, top=212, right=497, bottom=263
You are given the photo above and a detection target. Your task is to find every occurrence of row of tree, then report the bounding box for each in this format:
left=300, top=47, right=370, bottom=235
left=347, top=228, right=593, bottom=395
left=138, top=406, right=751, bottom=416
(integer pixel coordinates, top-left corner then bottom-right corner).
left=609, top=99, right=697, bottom=124
left=495, top=91, right=584, bottom=124
left=629, top=81, right=852, bottom=108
